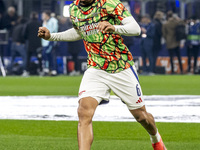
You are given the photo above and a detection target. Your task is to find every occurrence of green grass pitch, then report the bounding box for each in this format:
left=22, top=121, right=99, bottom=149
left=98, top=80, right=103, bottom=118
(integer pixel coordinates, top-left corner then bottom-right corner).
left=0, top=120, right=200, bottom=150
left=0, top=75, right=200, bottom=150
left=0, top=75, right=200, bottom=96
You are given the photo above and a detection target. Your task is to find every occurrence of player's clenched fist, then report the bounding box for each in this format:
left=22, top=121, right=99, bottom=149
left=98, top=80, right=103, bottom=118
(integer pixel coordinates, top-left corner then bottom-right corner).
left=38, top=27, right=50, bottom=40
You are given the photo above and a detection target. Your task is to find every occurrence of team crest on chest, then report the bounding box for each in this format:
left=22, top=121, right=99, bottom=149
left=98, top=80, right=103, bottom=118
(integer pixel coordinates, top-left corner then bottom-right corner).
left=75, top=17, right=79, bottom=23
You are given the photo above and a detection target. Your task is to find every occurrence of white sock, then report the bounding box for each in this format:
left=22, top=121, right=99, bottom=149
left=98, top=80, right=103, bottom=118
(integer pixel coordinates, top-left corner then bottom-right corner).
left=149, top=130, right=161, bottom=144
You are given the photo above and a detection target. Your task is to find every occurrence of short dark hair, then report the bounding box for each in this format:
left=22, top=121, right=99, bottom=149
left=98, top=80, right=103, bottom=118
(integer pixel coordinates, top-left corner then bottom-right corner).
left=167, top=10, right=173, bottom=19
left=43, top=10, right=51, bottom=17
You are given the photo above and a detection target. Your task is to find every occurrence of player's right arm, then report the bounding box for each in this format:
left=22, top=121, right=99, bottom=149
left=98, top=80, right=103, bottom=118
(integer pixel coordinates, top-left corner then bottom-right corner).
left=38, top=27, right=82, bottom=41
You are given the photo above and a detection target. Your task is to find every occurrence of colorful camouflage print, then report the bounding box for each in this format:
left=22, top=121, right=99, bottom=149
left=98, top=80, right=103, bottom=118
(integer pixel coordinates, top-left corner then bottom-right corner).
left=70, top=0, right=134, bottom=73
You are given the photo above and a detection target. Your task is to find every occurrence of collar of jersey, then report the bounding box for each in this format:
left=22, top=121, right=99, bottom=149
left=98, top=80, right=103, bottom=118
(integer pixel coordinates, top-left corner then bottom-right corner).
left=78, top=0, right=97, bottom=7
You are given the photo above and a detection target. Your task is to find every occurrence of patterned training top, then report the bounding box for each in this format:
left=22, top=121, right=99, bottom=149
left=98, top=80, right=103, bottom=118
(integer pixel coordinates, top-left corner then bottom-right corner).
left=69, top=0, right=134, bottom=73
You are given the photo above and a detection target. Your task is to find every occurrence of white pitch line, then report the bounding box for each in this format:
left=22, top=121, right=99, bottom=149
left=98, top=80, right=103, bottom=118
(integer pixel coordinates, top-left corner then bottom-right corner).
left=0, top=95, right=200, bottom=122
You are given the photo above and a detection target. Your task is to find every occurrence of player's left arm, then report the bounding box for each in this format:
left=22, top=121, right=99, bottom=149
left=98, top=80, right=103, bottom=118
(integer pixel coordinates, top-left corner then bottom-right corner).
left=97, top=16, right=141, bottom=36
left=97, top=0, right=141, bottom=36
left=114, top=16, right=141, bottom=36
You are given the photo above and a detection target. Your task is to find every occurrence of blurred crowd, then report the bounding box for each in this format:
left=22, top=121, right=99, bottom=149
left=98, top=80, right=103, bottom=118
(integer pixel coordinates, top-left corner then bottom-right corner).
left=0, top=6, right=82, bottom=76
left=0, top=5, right=200, bottom=77
left=139, top=10, right=200, bottom=75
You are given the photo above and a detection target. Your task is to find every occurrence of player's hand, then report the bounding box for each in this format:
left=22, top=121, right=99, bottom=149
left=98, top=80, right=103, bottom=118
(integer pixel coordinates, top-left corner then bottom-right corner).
left=38, top=27, right=50, bottom=40
left=97, top=21, right=115, bottom=33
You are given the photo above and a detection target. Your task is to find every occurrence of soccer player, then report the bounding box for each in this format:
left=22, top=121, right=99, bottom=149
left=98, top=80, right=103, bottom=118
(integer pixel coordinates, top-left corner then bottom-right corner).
left=38, top=0, right=167, bottom=149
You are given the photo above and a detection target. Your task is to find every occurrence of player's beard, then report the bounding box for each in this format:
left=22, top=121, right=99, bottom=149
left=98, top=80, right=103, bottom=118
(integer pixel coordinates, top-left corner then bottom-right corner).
left=79, top=0, right=94, bottom=6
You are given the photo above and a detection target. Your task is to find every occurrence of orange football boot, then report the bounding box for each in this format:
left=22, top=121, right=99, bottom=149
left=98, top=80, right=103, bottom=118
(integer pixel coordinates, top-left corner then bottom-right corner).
left=152, top=137, right=167, bottom=150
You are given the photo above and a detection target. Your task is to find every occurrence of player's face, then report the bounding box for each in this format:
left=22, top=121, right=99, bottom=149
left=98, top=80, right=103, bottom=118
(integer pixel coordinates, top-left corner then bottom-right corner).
left=79, top=0, right=94, bottom=6
left=42, top=13, right=50, bottom=21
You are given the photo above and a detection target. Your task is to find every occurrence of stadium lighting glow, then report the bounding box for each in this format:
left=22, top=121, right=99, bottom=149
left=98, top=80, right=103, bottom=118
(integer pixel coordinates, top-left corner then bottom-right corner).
left=63, top=5, right=70, bottom=17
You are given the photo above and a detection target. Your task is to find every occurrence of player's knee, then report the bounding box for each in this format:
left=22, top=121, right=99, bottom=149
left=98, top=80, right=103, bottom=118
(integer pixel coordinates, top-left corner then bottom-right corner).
left=77, top=97, right=98, bottom=125
left=77, top=105, right=94, bottom=124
